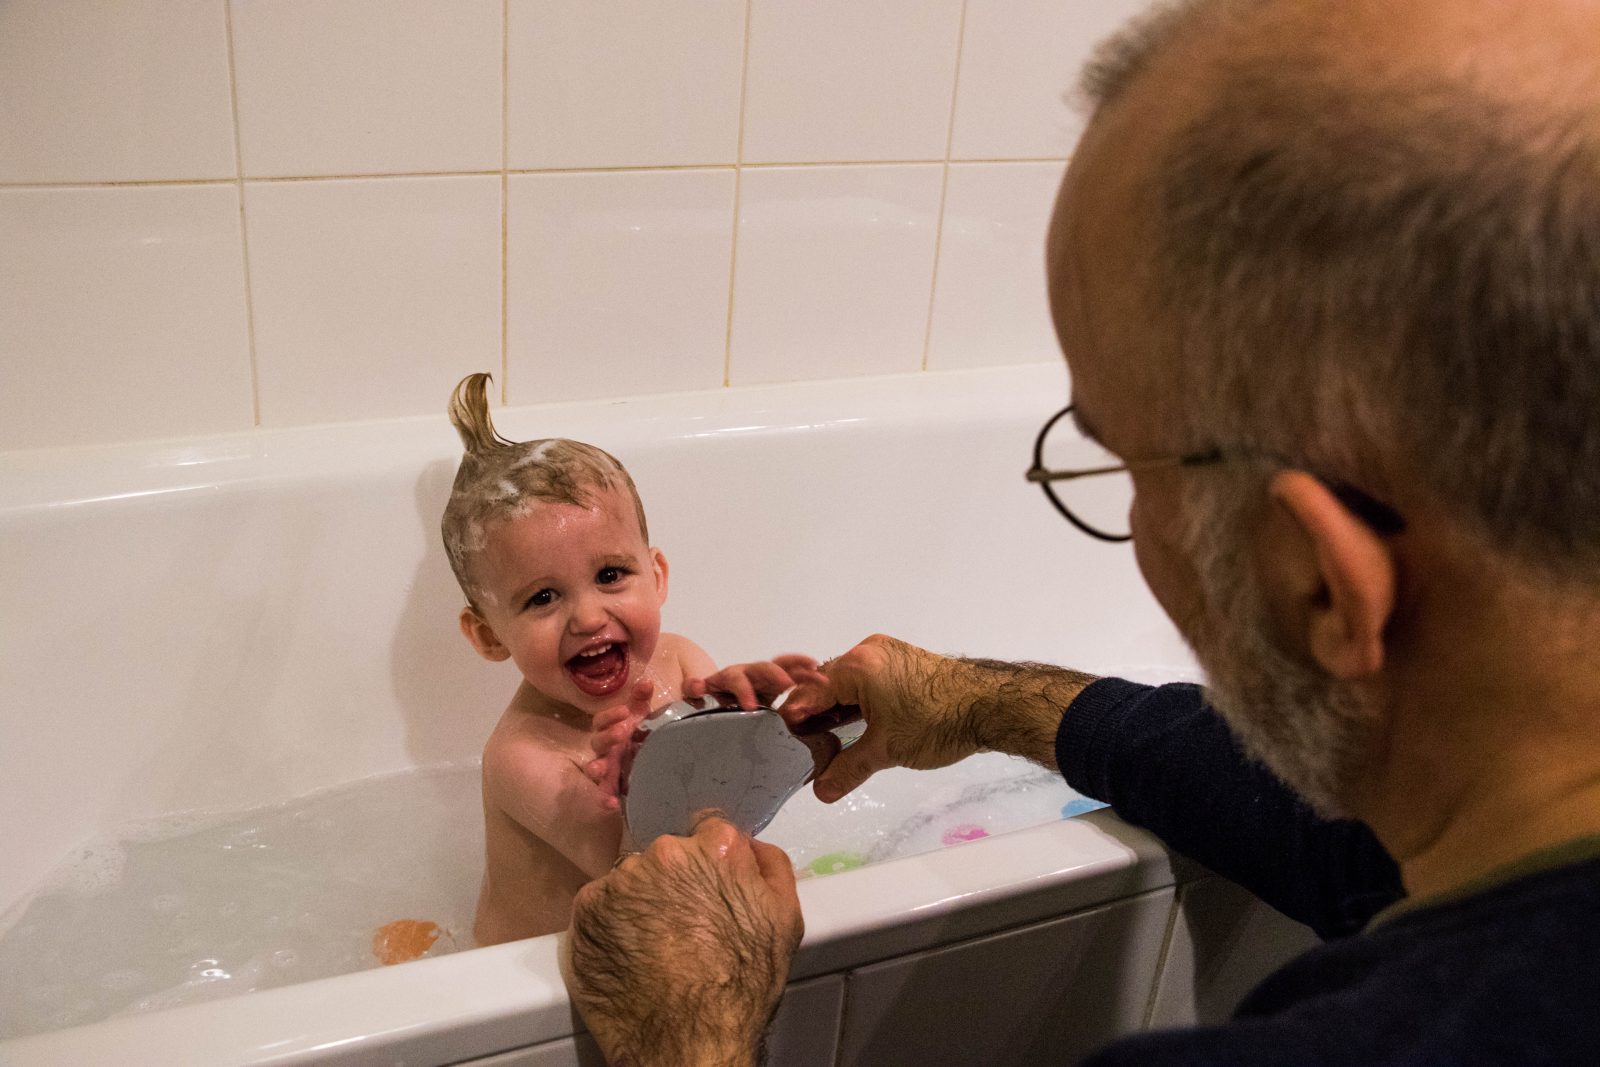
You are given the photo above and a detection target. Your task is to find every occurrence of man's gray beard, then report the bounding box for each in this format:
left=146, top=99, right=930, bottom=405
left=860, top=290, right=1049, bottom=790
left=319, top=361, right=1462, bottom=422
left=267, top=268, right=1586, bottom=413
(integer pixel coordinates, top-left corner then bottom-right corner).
left=1182, top=479, right=1379, bottom=820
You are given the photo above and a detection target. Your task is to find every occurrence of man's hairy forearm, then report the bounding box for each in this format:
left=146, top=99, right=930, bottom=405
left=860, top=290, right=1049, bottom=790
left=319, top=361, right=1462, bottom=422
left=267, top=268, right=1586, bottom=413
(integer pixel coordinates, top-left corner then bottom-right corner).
left=954, top=658, right=1098, bottom=770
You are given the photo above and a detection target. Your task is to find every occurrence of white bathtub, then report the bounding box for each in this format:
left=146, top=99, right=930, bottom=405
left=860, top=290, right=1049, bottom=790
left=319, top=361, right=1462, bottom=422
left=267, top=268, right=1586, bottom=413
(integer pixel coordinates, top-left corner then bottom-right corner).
left=0, top=364, right=1314, bottom=1066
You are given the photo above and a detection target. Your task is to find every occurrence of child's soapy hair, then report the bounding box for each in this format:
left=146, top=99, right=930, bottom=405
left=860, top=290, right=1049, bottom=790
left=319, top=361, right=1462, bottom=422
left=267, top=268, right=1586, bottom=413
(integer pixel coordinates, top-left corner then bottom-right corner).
left=442, top=373, right=648, bottom=607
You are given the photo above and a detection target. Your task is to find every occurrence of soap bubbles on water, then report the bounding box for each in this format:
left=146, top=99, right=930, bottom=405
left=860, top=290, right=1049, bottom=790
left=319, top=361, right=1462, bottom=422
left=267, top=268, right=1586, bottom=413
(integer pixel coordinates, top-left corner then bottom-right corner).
left=0, top=756, right=1104, bottom=1042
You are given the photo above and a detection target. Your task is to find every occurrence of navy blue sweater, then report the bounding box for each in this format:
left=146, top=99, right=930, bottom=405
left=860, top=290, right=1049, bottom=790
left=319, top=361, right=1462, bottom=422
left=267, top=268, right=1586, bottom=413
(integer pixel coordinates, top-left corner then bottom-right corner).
left=1058, top=678, right=1600, bottom=1066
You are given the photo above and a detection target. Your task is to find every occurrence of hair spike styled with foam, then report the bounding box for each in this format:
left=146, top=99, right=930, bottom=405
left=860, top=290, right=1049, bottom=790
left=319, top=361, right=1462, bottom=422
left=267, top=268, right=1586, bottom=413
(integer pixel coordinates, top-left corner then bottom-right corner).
left=440, top=373, right=649, bottom=607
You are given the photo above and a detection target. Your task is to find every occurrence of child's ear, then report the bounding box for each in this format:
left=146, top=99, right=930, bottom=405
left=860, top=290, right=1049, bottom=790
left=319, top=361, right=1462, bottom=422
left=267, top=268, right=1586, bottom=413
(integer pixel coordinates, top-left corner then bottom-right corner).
left=459, top=606, right=511, bottom=662
left=651, top=548, right=669, bottom=606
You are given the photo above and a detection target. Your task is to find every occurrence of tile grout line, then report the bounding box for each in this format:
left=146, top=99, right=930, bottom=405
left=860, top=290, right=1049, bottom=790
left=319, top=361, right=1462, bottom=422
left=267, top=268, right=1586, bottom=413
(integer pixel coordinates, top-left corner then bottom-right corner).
left=222, top=0, right=263, bottom=427
left=0, top=158, right=1072, bottom=192
left=921, top=0, right=971, bottom=374
left=722, top=0, right=756, bottom=390
left=500, top=0, right=510, bottom=405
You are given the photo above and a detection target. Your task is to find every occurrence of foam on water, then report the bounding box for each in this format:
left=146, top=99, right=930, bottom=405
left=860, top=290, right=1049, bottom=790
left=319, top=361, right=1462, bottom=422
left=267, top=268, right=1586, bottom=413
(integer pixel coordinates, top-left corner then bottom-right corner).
left=0, top=755, right=1102, bottom=1040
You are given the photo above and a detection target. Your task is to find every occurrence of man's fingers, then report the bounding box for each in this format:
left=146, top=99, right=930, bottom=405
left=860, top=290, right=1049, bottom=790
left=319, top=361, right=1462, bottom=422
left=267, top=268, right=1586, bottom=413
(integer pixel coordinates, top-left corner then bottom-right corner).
left=752, top=838, right=799, bottom=899
left=813, top=735, right=887, bottom=803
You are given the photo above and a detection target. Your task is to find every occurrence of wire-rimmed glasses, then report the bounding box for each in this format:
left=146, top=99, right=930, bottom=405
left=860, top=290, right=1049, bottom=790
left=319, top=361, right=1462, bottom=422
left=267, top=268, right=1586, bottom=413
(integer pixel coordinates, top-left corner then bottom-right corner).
left=1025, top=404, right=1221, bottom=543
left=1025, top=403, right=1406, bottom=542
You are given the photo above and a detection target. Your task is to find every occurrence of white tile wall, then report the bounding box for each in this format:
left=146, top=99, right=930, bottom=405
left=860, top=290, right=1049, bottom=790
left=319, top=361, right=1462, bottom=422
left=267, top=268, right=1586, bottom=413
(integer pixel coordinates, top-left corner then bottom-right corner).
left=0, top=186, right=254, bottom=450
left=0, top=0, right=236, bottom=184
left=927, top=162, right=1065, bottom=371
left=741, top=0, right=964, bottom=165
left=951, top=0, right=1157, bottom=160
left=506, top=169, right=735, bottom=404
left=730, top=165, right=944, bottom=385
left=245, top=176, right=501, bottom=426
left=0, top=0, right=1160, bottom=452
left=507, top=0, right=746, bottom=170
left=230, top=0, right=502, bottom=178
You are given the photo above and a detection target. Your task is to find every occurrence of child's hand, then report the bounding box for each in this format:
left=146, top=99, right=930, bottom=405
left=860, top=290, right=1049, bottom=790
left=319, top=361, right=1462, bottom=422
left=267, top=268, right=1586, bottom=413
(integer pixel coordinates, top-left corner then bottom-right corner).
left=586, top=678, right=655, bottom=810
left=685, top=655, right=829, bottom=712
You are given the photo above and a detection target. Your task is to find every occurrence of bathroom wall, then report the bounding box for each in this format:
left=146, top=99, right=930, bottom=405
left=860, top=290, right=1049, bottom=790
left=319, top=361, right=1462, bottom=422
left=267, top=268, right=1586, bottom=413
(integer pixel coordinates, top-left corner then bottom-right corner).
left=0, top=0, right=1153, bottom=452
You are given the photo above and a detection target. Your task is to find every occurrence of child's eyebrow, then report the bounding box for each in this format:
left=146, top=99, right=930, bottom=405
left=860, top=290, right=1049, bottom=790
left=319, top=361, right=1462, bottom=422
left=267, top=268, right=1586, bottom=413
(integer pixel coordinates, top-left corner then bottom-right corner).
left=508, top=575, right=554, bottom=603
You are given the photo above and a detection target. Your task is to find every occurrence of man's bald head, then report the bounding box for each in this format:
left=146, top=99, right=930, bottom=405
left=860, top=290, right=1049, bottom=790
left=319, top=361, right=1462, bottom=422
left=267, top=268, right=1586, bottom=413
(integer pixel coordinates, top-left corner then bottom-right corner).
left=1058, top=0, right=1600, bottom=581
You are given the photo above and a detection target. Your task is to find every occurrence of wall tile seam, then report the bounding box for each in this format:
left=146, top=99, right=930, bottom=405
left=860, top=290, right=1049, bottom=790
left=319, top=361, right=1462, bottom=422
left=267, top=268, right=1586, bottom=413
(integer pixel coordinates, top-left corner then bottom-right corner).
left=222, top=0, right=262, bottom=428
left=920, top=0, right=972, bottom=374
left=0, top=159, right=1072, bottom=192
left=500, top=0, right=510, bottom=403
left=722, top=0, right=756, bottom=390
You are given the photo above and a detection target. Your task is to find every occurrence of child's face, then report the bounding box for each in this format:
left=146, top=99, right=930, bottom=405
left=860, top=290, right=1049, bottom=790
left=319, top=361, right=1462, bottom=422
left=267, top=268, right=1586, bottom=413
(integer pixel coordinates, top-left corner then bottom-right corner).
left=461, top=488, right=667, bottom=715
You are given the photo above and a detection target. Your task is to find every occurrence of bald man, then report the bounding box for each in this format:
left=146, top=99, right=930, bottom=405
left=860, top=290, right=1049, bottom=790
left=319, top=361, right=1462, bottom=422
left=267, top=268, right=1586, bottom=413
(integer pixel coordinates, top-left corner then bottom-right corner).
left=562, top=2, right=1600, bottom=1064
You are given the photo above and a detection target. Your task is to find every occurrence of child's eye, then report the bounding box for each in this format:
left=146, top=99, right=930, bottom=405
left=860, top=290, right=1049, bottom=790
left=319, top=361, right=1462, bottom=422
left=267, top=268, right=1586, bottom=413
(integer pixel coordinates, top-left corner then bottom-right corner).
left=526, top=589, right=555, bottom=609
left=596, top=566, right=626, bottom=585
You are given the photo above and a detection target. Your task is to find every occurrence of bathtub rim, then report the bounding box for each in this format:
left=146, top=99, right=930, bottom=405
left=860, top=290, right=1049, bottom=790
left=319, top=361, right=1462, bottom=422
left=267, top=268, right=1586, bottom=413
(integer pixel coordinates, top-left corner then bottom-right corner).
left=0, top=811, right=1178, bottom=1066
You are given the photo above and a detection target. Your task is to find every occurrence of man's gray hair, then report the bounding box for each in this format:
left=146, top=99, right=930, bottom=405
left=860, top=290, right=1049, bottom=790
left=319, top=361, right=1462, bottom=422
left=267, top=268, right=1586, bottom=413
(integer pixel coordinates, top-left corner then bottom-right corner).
left=1087, top=1, right=1600, bottom=580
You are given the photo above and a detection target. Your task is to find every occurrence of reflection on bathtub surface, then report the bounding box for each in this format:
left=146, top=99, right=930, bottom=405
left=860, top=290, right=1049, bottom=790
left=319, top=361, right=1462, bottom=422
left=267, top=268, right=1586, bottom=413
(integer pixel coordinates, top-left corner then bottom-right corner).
left=0, top=753, right=1103, bottom=1039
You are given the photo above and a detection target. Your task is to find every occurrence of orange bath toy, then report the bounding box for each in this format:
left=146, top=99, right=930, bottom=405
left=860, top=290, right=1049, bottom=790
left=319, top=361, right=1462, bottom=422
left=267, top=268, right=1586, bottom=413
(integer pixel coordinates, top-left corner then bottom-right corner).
left=372, top=919, right=441, bottom=965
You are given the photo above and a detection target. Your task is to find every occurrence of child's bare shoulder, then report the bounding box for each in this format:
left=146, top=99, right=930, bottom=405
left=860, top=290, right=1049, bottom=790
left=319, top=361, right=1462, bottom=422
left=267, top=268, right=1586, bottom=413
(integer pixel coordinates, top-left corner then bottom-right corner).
left=658, top=632, right=715, bottom=679
left=481, top=705, right=581, bottom=797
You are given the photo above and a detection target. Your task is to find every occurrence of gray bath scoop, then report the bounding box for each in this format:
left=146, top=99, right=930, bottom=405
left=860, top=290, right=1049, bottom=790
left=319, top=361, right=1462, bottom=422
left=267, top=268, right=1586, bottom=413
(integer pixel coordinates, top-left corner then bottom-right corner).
left=622, top=693, right=864, bottom=847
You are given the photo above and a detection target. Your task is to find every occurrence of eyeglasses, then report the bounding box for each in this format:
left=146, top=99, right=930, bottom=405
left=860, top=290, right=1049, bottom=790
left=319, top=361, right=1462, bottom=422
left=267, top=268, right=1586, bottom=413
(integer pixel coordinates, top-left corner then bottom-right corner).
left=1025, top=403, right=1407, bottom=543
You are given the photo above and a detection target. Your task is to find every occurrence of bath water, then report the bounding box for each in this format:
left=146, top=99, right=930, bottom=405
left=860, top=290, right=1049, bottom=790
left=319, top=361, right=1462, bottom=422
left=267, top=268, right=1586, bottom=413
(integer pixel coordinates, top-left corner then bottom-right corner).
left=0, top=755, right=1102, bottom=1039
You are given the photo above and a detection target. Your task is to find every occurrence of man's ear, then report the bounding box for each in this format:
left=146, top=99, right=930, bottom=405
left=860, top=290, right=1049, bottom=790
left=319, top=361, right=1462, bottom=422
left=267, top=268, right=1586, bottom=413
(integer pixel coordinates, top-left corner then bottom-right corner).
left=651, top=548, right=669, bottom=607
left=1261, top=470, right=1396, bottom=679
left=459, top=606, right=511, bottom=662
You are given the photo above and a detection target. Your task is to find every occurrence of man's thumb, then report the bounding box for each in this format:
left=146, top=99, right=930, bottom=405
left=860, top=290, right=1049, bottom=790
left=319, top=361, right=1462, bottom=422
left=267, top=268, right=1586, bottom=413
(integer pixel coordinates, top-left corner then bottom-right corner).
left=813, top=742, right=882, bottom=803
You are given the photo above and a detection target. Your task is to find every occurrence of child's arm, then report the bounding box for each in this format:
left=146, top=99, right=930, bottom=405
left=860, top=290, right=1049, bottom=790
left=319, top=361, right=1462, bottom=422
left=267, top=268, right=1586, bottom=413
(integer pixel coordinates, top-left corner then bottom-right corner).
left=485, top=736, right=623, bottom=879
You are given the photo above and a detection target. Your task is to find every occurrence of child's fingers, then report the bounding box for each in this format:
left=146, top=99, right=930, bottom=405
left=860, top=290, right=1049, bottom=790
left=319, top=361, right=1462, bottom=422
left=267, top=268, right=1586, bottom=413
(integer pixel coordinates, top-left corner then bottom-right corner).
left=682, top=676, right=709, bottom=699
left=592, top=705, right=632, bottom=732
left=713, top=671, right=759, bottom=709
left=772, top=654, right=820, bottom=674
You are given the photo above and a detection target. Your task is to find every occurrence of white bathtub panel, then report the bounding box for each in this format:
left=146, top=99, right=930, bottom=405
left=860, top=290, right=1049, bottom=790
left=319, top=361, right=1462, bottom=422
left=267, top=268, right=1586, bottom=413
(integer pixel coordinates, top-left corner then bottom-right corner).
left=477, top=974, right=843, bottom=1067
left=1146, top=875, right=1320, bottom=1030
left=838, top=887, right=1175, bottom=1067
left=791, top=811, right=1175, bottom=979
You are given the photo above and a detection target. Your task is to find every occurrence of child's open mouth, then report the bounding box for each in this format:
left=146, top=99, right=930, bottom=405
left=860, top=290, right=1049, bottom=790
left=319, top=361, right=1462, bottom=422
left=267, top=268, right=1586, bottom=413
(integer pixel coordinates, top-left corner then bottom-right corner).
left=566, top=642, right=630, bottom=698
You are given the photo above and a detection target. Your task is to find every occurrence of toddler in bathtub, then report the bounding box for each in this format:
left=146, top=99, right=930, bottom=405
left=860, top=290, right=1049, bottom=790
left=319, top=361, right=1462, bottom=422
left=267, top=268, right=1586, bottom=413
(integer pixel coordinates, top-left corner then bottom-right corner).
left=440, top=373, right=717, bottom=946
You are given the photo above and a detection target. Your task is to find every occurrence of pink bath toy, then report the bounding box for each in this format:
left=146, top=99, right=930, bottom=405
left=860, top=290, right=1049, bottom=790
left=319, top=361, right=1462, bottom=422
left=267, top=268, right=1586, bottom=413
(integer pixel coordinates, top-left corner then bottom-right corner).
left=940, top=824, right=989, bottom=846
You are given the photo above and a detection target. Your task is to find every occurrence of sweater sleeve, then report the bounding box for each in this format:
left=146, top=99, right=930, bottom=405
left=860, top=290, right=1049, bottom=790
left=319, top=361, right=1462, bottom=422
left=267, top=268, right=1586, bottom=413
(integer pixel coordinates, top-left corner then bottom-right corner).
left=1056, top=677, right=1404, bottom=939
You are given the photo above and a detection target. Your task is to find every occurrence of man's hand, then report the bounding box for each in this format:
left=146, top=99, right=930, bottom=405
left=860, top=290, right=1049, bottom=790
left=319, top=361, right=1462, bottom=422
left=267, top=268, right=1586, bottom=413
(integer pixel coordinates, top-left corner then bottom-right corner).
left=560, top=815, right=804, bottom=1067
left=791, top=635, right=1097, bottom=803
